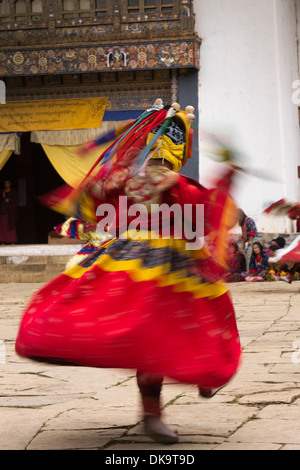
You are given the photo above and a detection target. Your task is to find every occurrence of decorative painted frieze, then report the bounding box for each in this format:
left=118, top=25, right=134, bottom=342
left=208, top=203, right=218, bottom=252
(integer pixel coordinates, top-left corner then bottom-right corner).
left=0, top=40, right=200, bottom=77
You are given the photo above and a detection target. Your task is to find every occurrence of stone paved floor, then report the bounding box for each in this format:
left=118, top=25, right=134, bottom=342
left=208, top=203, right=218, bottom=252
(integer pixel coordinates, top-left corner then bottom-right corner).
left=0, top=282, right=300, bottom=450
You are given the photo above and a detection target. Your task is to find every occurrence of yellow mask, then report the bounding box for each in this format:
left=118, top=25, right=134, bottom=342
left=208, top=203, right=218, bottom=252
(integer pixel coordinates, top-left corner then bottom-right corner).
left=147, top=104, right=195, bottom=172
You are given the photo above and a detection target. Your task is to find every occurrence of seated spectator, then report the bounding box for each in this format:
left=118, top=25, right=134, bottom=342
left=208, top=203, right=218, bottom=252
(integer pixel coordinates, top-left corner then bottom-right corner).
left=223, top=242, right=246, bottom=282
left=240, top=241, right=269, bottom=281
left=265, top=244, right=281, bottom=280
left=266, top=238, right=298, bottom=284
left=272, top=237, right=298, bottom=284
left=272, top=237, right=286, bottom=249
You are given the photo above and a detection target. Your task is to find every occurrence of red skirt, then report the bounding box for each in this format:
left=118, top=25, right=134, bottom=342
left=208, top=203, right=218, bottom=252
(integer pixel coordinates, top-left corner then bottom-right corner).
left=15, top=237, right=242, bottom=388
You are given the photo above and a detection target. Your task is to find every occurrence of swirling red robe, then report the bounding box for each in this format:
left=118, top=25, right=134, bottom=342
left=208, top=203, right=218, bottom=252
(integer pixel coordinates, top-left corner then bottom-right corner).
left=15, top=167, right=242, bottom=389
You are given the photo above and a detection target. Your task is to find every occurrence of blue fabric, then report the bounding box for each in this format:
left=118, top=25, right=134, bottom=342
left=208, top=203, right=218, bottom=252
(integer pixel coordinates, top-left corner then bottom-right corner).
left=0, top=132, right=22, bottom=136
left=103, top=110, right=141, bottom=121
left=246, top=217, right=258, bottom=237
left=70, top=221, right=78, bottom=239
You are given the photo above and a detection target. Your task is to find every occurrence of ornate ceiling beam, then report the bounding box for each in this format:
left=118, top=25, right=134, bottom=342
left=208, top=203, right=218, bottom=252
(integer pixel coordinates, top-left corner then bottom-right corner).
left=0, top=39, right=200, bottom=77
left=0, top=1, right=200, bottom=77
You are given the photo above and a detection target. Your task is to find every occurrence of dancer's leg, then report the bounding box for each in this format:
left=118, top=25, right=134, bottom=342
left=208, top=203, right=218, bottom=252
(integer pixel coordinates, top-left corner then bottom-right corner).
left=136, top=371, right=163, bottom=417
left=136, top=371, right=178, bottom=444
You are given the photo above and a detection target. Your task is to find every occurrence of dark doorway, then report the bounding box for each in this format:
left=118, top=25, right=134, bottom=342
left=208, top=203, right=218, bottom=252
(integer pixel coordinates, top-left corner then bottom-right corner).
left=0, top=133, right=66, bottom=244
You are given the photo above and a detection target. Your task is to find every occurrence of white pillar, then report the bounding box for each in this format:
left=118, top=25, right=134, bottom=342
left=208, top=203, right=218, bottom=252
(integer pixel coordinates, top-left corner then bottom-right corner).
left=195, top=0, right=300, bottom=233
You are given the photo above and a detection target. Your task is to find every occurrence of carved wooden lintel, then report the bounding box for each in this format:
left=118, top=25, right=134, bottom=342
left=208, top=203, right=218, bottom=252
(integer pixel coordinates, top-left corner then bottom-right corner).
left=0, top=1, right=200, bottom=77
left=0, top=39, right=200, bottom=77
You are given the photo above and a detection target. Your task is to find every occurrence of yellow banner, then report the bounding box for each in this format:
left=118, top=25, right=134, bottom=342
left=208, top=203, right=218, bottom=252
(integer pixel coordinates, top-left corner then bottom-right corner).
left=0, top=97, right=108, bottom=132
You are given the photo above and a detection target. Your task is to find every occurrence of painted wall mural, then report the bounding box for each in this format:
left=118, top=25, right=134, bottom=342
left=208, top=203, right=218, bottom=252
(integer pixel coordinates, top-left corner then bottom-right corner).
left=0, top=40, right=200, bottom=77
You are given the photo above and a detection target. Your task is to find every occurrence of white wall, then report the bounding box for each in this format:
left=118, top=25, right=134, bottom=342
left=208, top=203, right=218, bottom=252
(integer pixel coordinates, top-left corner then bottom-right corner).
left=297, top=0, right=300, bottom=76
left=194, top=0, right=300, bottom=233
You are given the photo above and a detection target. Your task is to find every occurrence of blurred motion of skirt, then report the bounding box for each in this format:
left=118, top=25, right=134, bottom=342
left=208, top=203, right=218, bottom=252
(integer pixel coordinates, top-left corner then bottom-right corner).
left=15, top=235, right=242, bottom=389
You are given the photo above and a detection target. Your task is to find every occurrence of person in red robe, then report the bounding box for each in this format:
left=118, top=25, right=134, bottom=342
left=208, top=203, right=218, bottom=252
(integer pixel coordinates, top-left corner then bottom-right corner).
left=15, top=101, right=242, bottom=444
left=0, top=180, right=18, bottom=244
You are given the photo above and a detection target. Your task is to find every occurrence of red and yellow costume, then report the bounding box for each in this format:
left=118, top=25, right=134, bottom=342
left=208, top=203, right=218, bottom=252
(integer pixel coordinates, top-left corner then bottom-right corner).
left=16, top=101, right=241, bottom=391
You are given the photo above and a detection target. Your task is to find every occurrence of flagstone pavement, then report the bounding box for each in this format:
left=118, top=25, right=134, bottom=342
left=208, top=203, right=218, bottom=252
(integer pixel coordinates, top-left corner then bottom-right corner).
left=0, top=281, right=300, bottom=451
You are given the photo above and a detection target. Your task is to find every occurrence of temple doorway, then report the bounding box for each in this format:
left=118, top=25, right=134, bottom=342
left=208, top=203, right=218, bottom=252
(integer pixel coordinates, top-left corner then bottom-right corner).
left=0, top=133, right=65, bottom=244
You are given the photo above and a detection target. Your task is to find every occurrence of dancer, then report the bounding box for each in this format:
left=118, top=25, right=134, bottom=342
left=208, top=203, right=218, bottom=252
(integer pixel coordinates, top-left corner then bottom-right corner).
left=16, top=101, right=242, bottom=444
